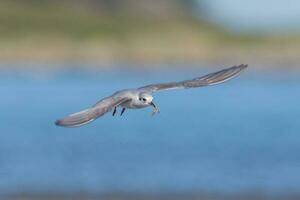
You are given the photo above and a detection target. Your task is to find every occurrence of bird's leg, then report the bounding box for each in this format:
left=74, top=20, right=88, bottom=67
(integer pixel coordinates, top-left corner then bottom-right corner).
left=120, top=108, right=126, bottom=116
left=112, top=107, right=117, bottom=116
left=150, top=102, right=160, bottom=116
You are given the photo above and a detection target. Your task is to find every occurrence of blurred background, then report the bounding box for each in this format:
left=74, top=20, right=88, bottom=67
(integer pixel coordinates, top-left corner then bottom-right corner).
left=1, top=0, right=300, bottom=200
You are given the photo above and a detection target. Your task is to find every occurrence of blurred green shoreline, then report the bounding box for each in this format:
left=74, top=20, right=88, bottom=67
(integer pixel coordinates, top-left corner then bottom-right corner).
left=1, top=0, right=300, bottom=69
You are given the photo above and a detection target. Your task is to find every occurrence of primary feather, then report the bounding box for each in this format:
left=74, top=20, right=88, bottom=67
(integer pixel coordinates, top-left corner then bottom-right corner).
left=55, top=96, right=130, bottom=127
left=139, top=64, right=247, bottom=92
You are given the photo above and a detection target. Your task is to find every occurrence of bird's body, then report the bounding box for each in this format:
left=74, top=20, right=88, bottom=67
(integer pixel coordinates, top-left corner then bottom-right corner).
left=116, top=90, right=146, bottom=109
left=101, top=89, right=150, bottom=109
left=56, top=64, right=247, bottom=127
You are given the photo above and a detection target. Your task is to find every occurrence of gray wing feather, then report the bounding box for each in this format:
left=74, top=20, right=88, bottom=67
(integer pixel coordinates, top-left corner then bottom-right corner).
left=55, top=95, right=130, bottom=127
left=139, top=64, right=247, bottom=93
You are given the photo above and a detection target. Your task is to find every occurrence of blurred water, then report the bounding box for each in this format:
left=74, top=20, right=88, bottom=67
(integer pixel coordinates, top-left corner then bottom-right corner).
left=0, top=68, right=300, bottom=196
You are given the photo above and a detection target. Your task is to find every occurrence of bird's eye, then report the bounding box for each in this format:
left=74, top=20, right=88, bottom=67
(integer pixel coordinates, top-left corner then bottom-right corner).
left=142, top=98, right=147, bottom=102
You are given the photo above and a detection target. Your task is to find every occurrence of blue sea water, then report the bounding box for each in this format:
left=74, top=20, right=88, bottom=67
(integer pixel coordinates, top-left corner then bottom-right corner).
left=0, top=68, right=300, bottom=196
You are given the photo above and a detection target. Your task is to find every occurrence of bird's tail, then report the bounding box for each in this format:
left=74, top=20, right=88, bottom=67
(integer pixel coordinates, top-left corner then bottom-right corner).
left=55, top=108, right=96, bottom=127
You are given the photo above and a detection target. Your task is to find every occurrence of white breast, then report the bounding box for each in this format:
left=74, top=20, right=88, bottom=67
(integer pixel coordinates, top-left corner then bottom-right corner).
left=121, top=98, right=149, bottom=109
left=116, top=89, right=150, bottom=109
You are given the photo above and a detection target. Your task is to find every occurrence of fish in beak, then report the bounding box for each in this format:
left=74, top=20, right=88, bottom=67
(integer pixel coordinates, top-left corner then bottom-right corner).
left=150, top=101, right=160, bottom=116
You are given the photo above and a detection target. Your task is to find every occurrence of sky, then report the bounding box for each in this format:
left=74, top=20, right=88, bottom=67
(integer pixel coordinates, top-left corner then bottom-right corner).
left=198, top=0, right=300, bottom=34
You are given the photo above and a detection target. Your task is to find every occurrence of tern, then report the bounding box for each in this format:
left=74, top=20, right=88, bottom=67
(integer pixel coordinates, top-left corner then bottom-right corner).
left=55, top=64, right=247, bottom=127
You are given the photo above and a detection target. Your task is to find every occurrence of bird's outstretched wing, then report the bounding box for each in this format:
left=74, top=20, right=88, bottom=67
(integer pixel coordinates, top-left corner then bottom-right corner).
left=55, top=94, right=131, bottom=127
left=139, top=64, right=247, bottom=93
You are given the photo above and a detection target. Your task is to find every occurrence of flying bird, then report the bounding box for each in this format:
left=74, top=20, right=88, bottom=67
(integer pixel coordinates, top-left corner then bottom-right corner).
left=55, top=64, right=247, bottom=127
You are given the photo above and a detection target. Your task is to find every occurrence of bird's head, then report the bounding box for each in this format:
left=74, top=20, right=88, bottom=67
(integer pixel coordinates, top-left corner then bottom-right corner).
left=138, top=93, right=158, bottom=112
left=138, top=93, right=159, bottom=112
left=138, top=93, right=153, bottom=104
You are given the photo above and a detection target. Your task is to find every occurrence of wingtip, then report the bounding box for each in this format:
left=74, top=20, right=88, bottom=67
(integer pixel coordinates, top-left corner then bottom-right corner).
left=232, top=64, right=248, bottom=73
left=239, top=64, right=248, bottom=69
left=54, top=119, right=76, bottom=128
left=55, top=119, right=70, bottom=127
left=55, top=119, right=63, bottom=126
